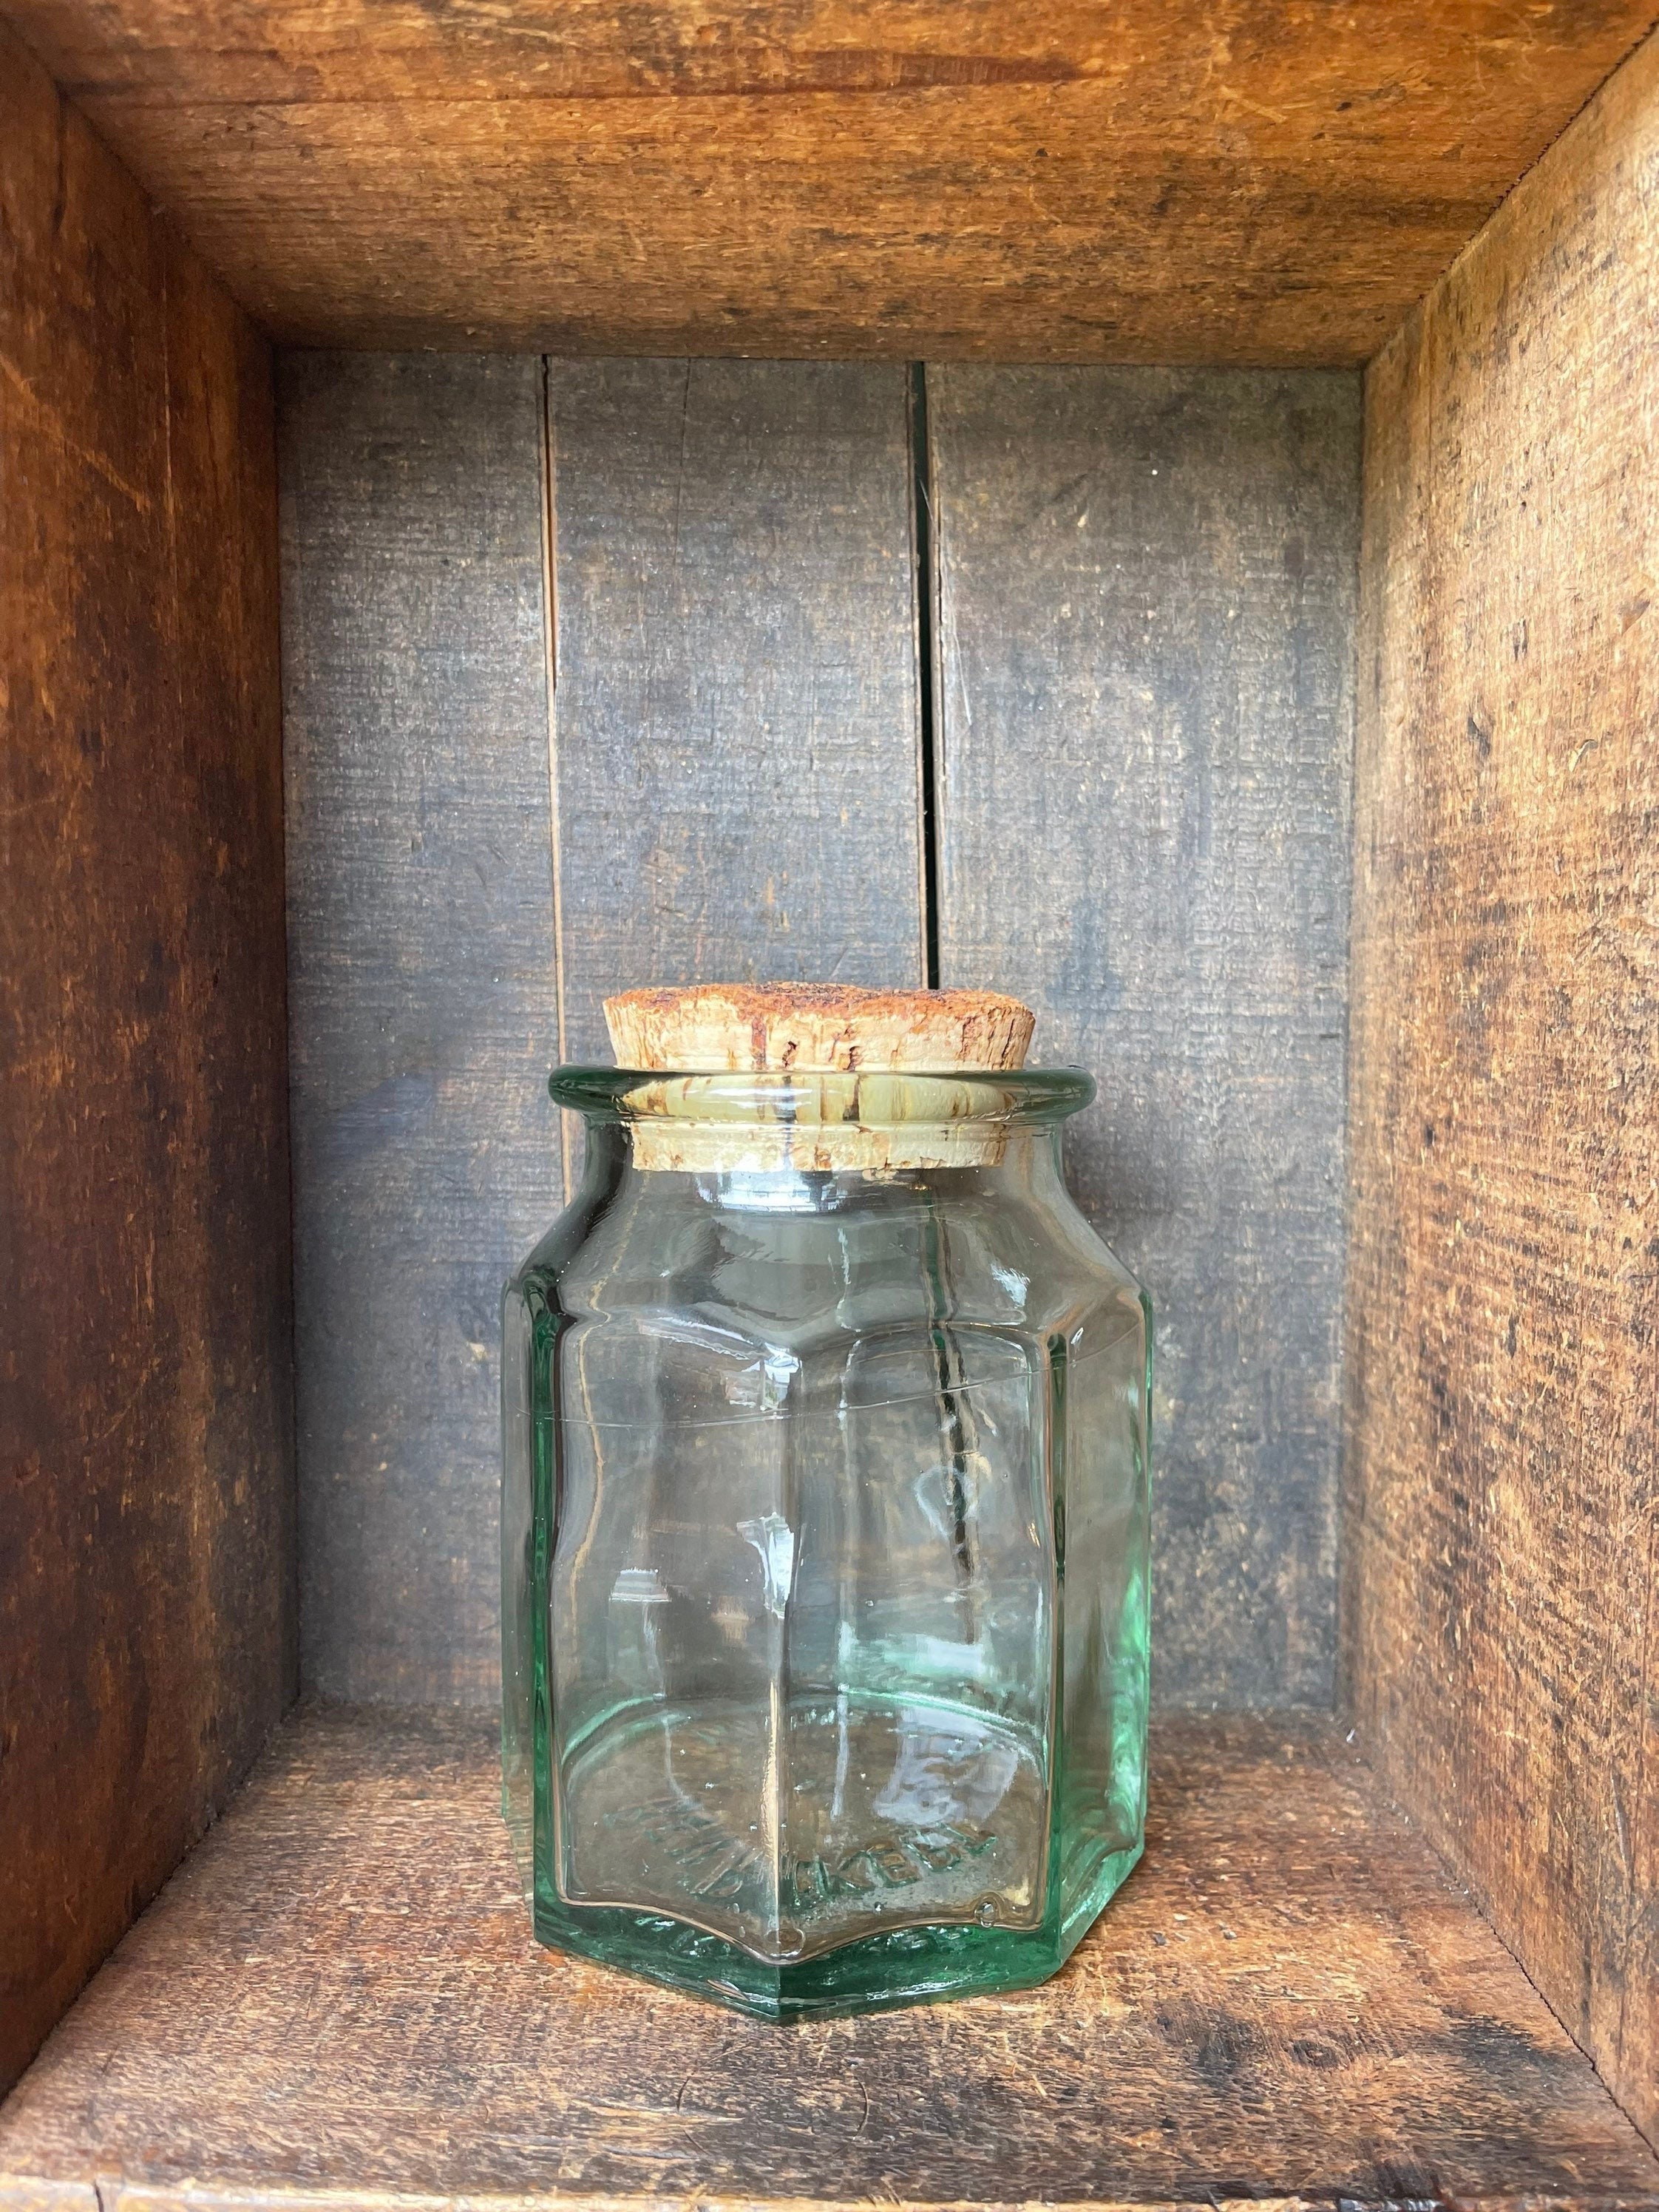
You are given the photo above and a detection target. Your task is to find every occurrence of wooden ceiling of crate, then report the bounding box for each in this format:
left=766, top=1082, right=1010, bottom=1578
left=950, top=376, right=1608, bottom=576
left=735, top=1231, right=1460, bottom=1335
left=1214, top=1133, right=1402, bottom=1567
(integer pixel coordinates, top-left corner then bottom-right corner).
left=8, top=0, right=1659, bottom=361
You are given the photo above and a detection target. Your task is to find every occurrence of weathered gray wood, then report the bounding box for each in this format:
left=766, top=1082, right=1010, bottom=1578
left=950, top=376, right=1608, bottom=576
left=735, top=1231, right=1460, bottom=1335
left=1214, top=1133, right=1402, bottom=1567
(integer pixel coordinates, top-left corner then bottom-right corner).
left=279, top=354, right=560, bottom=1704
left=279, top=355, right=1355, bottom=1717
left=930, top=366, right=1360, bottom=1709
left=547, top=358, right=925, bottom=1072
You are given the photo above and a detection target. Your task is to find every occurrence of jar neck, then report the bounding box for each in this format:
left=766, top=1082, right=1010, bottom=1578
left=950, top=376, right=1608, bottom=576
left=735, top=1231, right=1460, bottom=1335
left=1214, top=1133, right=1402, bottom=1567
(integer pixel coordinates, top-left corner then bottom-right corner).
left=577, top=1116, right=1070, bottom=1210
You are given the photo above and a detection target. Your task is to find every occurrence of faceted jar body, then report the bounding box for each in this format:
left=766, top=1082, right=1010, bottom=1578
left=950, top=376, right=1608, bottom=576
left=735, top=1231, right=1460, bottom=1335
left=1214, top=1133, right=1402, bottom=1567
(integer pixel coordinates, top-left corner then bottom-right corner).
left=501, top=1069, right=1150, bottom=2019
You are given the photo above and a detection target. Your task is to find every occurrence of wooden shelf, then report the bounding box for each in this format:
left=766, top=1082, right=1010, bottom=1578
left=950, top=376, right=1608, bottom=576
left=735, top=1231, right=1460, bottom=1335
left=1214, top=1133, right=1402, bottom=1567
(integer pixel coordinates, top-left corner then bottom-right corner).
left=3, top=1, right=1658, bottom=359
left=1, top=1708, right=1655, bottom=2210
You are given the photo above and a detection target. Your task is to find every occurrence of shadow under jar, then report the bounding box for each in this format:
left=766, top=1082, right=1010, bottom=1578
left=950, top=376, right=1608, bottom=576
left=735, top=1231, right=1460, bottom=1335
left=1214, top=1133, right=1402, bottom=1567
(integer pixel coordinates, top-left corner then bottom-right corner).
left=502, top=1056, right=1151, bottom=2020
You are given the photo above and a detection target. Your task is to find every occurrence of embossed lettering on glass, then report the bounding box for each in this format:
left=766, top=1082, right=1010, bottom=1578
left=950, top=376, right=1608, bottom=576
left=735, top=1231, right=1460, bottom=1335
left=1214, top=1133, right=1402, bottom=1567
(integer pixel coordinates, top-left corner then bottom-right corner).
left=501, top=986, right=1152, bottom=2019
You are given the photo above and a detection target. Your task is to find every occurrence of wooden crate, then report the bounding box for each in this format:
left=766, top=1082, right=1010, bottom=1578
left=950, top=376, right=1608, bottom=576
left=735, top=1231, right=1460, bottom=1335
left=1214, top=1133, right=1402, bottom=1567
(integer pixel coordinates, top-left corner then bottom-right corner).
left=1, top=4, right=1655, bottom=2204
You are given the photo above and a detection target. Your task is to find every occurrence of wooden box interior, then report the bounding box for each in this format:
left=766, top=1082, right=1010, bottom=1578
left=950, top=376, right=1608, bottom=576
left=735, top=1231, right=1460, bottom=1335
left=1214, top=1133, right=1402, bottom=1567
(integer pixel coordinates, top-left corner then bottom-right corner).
left=1, top=5, right=1656, bottom=2204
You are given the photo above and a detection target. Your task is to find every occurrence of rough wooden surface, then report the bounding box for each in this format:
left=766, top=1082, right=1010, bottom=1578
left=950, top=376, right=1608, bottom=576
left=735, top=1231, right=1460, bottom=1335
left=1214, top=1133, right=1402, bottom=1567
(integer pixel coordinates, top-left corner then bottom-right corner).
left=2, top=1706, right=1656, bottom=2210
left=6, top=1, right=1658, bottom=360
left=0, top=20, right=294, bottom=2095
left=930, top=367, right=1359, bottom=1711
left=282, top=359, right=1363, bottom=1711
left=1345, top=27, right=1659, bottom=2152
left=279, top=355, right=560, bottom=1705
left=547, top=359, right=925, bottom=1071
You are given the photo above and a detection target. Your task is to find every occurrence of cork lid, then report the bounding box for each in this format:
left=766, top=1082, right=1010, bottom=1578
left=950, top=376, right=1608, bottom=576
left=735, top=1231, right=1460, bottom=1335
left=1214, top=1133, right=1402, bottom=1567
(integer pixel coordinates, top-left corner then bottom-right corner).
left=603, top=983, right=1034, bottom=1074
left=598, top=985, right=1038, bottom=1175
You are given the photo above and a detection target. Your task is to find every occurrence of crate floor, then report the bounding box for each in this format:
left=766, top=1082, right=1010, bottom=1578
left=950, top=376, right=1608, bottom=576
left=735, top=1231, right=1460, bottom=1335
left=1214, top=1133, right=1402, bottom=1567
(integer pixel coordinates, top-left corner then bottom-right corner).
left=1, top=1706, right=1655, bottom=2211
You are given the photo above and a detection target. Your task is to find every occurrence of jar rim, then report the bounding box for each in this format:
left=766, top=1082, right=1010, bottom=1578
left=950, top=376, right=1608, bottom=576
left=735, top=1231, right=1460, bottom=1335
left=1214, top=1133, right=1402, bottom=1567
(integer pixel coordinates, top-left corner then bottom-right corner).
left=548, top=1063, right=1095, bottom=1125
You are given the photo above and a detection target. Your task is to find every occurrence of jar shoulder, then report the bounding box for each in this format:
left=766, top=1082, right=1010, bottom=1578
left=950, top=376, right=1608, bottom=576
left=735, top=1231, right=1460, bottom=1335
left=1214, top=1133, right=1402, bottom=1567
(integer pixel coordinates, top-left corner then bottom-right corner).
left=503, top=1178, right=614, bottom=1306
left=506, top=1170, right=1145, bottom=1353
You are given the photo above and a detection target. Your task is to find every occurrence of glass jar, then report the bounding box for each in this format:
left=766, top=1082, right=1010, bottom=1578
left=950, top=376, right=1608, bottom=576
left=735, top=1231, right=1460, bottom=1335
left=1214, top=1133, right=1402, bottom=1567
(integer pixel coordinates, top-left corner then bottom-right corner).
left=501, top=1049, right=1151, bottom=2020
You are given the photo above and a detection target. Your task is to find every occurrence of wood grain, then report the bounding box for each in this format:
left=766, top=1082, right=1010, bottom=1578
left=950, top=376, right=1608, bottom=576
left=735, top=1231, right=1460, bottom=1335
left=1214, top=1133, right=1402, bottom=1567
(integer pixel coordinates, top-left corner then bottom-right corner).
left=1, top=1705, right=1656, bottom=2208
left=4, top=2, right=1657, bottom=359
left=1345, top=26, right=1659, bottom=2151
left=0, top=18, right=293, bottom=2095
left=930, top=367, right=1359, bottom=1710
left=279, top=355, right=560, bottom=1705
left=547, top=358, right=925, bottom=1073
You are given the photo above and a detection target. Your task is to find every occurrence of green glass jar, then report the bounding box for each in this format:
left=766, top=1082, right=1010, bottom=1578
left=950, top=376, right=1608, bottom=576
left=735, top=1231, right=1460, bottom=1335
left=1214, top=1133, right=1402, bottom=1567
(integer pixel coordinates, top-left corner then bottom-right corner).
left=501, top=994, right=1151, bottom=2021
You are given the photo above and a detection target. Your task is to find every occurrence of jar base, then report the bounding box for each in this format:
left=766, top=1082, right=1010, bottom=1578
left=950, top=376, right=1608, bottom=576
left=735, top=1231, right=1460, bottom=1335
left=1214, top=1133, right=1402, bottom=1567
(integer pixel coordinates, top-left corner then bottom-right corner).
left=531, top=1837, right=1144, bottom=2021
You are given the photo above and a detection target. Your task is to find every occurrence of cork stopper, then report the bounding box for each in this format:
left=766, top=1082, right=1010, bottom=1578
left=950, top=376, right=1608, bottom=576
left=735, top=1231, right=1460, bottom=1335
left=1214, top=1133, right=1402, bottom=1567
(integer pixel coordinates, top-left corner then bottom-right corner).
left=604, top=984, right=1034, bottom=1075
left=601, top=984, right=1036, bottom=1173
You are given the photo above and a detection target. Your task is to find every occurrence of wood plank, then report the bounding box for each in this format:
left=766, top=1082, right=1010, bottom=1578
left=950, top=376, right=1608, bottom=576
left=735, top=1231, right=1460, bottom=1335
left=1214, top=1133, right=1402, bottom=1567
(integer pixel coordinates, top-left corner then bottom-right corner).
left=1345, top=27, right=1659, bottom=2151
left=4, top=1, right=1657, bottom=360
left=547, top=358, right=924, bottom=1072
left=929, top=367, right=1359, bottom=1709
left=2, top=1705, right=1657, bottom=2208
left=0, top=18, right=292, bottom=2095
left=279, top=355, right=559, bottom=1705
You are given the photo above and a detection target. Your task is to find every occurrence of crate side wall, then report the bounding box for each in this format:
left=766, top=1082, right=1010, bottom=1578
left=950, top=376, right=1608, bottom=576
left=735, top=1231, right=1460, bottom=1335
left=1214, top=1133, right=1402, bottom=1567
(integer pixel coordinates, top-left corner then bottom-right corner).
left=0, top=22, right=295, bottom=2094
left=1344, top=26, right=1659, bottom=2148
